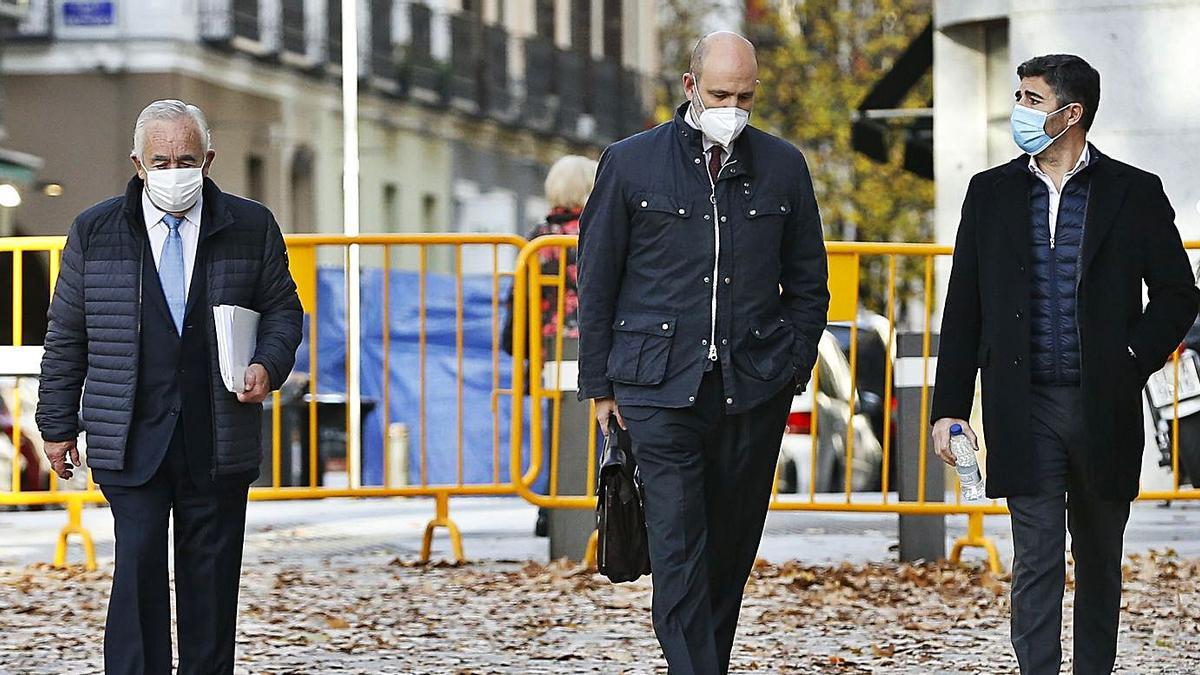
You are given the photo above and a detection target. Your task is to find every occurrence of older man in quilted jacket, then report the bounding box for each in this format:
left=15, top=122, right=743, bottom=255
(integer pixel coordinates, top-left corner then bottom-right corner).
left=36, top=99, right=302, bottom=674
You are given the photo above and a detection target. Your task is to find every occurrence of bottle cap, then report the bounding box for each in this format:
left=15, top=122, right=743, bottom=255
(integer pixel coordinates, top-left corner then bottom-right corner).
left=950, top=423, right=963, bottom=435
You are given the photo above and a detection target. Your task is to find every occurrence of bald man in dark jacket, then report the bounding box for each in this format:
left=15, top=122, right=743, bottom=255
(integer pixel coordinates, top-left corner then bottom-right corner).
left=577, top=33, right=828, bottom=674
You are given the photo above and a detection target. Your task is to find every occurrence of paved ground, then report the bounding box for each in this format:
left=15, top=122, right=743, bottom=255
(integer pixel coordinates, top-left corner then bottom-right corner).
left=6, top=495, right=1200, bottom=569
left=1, top=497, right=1199, bottom=673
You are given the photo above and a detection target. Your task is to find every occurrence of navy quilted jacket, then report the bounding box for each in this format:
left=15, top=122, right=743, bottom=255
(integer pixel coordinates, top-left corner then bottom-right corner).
left=1028, top=165, right=1093, bottom=385
left=36, top=177, right=303, bottom=475
left=577, top=104, right=829, bottom=413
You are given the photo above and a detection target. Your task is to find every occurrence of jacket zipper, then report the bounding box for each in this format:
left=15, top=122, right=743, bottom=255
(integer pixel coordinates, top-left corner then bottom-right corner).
left=136, top=245, right=143, bottom=350
left=704, top=151, right=734, bottom=363
left=1049, top=232, right=1061, bottom=382
left=124, top=242, right=144, bottom=473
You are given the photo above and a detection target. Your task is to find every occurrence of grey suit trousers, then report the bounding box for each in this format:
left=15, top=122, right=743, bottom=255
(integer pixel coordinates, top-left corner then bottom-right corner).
left=1007, top=386, right=1131, bottom=675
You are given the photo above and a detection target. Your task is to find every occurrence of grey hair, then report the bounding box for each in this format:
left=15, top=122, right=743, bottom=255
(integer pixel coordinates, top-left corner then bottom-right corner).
left=131, top=99, right=212, bottom=160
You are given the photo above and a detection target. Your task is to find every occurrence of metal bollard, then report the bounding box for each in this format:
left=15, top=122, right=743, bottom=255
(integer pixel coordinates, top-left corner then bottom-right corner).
left=895, top=332, right=946, bottom=562
left=544, top=339, right=597, bottom=561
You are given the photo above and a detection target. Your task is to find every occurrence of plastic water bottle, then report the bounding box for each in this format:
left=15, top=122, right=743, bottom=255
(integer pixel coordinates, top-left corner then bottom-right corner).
left=950, top=424, right=986, bottom=501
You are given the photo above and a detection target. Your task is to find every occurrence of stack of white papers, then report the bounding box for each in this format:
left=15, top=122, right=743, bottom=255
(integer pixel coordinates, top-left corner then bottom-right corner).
left=213, top=305, right=261, bottom=393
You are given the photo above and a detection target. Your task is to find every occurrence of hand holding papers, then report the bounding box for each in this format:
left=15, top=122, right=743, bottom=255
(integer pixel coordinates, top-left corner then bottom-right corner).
left=213, top=305, right=260, bottom=394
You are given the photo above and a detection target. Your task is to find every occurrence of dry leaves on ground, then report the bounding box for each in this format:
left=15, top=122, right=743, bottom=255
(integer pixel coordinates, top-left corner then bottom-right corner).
left=0, top=552, right=1196, bottom=673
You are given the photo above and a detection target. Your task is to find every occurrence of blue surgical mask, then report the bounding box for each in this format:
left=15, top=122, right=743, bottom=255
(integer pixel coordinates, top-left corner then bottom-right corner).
left=1011, top=103, right=1072, bottom=156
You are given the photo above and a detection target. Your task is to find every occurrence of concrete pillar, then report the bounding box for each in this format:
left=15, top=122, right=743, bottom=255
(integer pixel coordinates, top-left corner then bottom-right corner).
left=895, top=332, right=946, bottom=562
left=545, top=339, right=597, bottom=561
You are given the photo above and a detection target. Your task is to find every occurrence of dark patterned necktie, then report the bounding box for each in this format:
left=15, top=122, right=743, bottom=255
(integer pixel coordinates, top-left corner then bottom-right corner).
left=708, top=147, right=723, bottom=183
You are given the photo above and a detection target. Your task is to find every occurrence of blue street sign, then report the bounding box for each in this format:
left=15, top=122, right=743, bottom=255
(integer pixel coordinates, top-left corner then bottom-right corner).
left=63, top=1, right=115, bottom=26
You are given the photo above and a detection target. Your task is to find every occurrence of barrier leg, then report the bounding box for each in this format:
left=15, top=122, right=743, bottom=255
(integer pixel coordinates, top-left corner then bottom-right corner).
left=419, top=493, right=465, bottom=564
left=583, top=529, right=599, bottom=569
left=949, top=511, right=1002, bottom=574
left=53, top=495, right=97, bottom=572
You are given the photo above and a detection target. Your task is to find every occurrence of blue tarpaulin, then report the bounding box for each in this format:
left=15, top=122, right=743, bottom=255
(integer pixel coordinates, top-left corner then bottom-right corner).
left=292, top=268, right=543, bottom=489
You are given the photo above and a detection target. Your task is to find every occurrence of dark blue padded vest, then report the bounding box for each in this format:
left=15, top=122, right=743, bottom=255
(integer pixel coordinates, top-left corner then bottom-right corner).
left=1028, top=161, right=1093, bottom=385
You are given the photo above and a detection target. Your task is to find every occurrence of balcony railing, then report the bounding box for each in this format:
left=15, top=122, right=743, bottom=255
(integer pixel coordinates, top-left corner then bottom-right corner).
left=233, top=0, right=260, bottom=43
left=197, top=0, right=652, bottom=144
left=281, top=0, right=306, bottom=55
left=0, top=0, right=30, bottom=22
left=11, top=0, right=51, bottom=40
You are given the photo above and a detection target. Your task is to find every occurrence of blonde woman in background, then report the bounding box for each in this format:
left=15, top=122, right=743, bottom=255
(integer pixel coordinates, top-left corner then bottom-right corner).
left=503, top=155, right=598, bottom=537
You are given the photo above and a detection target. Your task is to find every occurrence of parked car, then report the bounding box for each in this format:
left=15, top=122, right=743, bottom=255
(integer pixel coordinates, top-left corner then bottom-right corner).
left=826, top=312, right=894, bottom=445
left=777, top=330, right=883, bottom=494
left=0, top=394, right=45, bottom=493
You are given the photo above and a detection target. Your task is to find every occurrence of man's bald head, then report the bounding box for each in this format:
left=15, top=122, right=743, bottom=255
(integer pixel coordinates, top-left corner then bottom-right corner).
left=689, top=31, right=757, bottom=80
left=684, top=31, right=759, bottom=115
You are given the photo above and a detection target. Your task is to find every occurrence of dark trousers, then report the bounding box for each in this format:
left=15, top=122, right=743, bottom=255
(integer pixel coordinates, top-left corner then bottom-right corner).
left=1007, top=386, right=1131, bottom=675
left=99, top=426, right=250, bottom=675
left=621, top=367, right=793, bottom=675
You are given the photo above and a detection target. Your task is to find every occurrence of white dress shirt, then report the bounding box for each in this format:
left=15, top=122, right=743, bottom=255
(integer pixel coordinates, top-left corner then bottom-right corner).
left=142, top=190, right=202, bottom=302
left=1028, top=144, right=1090, bottom=248
left=685, top=104, right=725, bottom=167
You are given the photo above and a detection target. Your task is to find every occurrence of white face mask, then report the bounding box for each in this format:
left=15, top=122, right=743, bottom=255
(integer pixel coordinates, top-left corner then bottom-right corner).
left=144, top=165, right=204, bottom=213
left=690, top=73, right=751, bottom=149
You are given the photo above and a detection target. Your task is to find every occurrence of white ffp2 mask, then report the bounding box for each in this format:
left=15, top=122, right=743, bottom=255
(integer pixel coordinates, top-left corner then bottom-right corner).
left=690, top=75, right=750, bottom=149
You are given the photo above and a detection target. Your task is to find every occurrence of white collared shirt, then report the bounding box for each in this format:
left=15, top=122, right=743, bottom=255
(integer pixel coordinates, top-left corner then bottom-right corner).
left=685, top=104, right=724, bottom=167
left=1028, top=145, right=1090, bottom=248
left=142, top=190, right=202, bottom=301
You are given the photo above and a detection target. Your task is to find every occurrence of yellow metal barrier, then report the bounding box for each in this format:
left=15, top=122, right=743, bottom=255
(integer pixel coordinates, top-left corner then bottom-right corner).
left=0, top=236, right=107, bottom=570
left=1, top=233, right=527, bottom=568
left=508, top=237, right=1200, bottom=573
left=6, top=233, right=1200, bottom=573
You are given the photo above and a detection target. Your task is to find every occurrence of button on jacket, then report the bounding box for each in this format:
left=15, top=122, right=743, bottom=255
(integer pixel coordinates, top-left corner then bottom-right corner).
left=577, top=103, right=829, bottom=414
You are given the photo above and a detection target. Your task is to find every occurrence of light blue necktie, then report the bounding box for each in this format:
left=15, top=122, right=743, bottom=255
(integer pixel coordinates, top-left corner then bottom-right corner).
left=159, top=214, right=186, bottom=334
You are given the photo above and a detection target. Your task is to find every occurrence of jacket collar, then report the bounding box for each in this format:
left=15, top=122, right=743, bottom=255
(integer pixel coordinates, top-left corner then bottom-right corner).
left=671, top=102, right=757, bottom=180
left=1076, top=145, right=1128, bottom=272
left=992, top=142, right=1126, bottom=271
left=998, top=141, right=1106, bottom=180
left=121, top=175, right=237, bottom=241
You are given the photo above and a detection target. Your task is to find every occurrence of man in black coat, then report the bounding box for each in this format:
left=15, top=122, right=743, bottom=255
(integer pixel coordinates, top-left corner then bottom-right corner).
left=577, top=32, right=829, bottom=674
left=931, top=55, right=1199, bottom=674
left=36, top=100, right=303, bottom=673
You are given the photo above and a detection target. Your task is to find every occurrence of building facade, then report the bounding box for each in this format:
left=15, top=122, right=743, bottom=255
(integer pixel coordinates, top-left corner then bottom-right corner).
left=1, top=0, right=42, bottom=239
left=933, top=0, right=1200, bottom=248
left=3, top=0, right=659, bottom=244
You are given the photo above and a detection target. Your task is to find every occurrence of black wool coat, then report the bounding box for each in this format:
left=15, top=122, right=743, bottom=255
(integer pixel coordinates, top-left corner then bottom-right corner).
left=932, top=148, right=1199, bottom=500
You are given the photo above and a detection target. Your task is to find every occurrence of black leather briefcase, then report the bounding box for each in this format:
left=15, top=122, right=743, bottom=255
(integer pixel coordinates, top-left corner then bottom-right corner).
left=596, top=421, right=652, bottom=583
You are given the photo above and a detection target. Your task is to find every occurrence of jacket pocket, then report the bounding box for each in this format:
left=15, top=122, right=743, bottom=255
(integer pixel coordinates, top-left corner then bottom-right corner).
left=631, top=191, right=694, bottom=219
left=1125, top=346, right=1152, bottom=385
left=606, top=313, right=677, bottom=386
left=745, top=316, right=795, bottom=380
left=743, top=195, right=792, bottom=220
